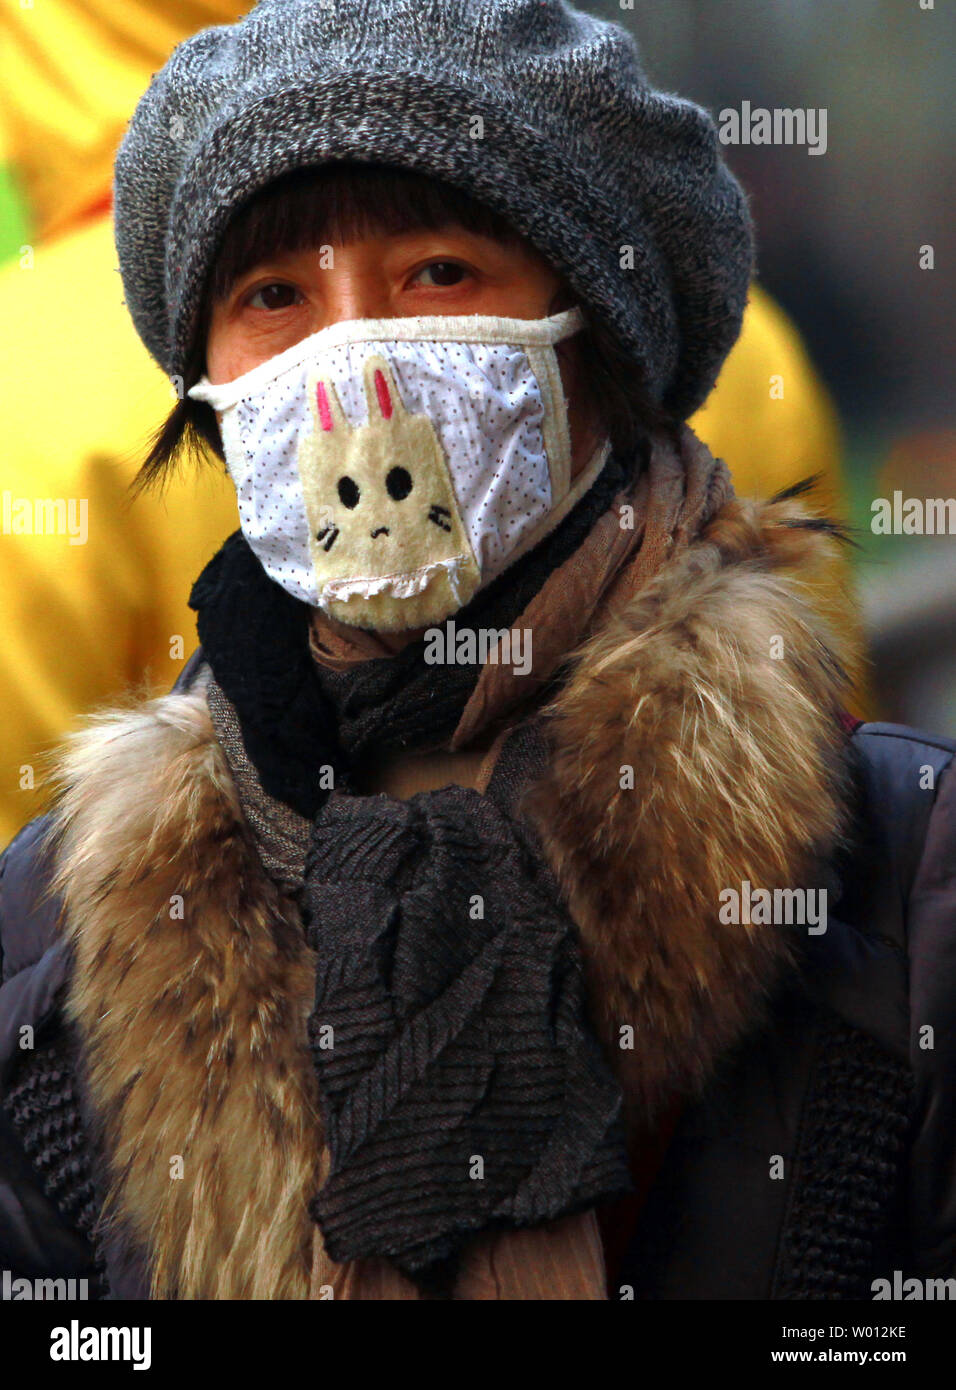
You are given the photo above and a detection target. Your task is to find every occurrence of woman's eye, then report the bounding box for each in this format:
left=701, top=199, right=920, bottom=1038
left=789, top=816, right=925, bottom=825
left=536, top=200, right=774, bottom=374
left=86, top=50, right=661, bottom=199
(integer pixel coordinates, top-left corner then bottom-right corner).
left=246, top=283, right=303, bottom=311
left=412, top=261, right=469, bottom=289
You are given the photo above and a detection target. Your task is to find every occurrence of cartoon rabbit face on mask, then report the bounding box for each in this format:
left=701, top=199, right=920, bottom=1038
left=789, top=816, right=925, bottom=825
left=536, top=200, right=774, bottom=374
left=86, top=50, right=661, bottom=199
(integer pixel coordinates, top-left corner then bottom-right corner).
left=190, top=309, right=608, bottom=632
left=299, top=353, right=479, bottom=630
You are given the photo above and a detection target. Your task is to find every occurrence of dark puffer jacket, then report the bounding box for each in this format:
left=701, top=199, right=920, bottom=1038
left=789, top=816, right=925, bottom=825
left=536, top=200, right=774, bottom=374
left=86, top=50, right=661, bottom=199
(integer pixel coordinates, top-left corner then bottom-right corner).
left=1, top=712, right=954, bottom=1298
left=624, top=721, right=956, bottom=1298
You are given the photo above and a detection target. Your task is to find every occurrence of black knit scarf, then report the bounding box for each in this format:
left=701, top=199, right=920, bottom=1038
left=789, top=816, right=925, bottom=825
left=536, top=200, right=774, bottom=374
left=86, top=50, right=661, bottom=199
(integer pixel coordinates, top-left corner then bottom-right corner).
left=188, top=448, right=632, bottom=821
left=188, top=455, right=635, bottom=1291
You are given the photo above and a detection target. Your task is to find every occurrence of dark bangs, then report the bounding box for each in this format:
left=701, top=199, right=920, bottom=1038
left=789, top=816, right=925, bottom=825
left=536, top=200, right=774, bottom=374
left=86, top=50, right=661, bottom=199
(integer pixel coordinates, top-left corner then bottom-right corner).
left=207, top=163, right=526, bottom=308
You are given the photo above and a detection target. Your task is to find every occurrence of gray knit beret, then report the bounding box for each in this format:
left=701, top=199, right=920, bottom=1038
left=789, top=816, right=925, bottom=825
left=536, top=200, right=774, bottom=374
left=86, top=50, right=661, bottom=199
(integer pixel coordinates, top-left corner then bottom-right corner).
left=114, top=0, right=754, bottom=420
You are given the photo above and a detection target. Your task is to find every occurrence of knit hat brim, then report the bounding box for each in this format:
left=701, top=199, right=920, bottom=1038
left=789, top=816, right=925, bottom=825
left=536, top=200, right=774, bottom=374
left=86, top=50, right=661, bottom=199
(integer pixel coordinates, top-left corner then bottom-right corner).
left=116, top=64, right=751, bottom=419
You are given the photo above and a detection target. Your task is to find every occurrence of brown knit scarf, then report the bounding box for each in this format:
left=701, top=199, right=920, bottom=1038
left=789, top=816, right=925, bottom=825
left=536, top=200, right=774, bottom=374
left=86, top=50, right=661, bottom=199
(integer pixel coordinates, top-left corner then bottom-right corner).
left=309, top=425, right=733, bottom=739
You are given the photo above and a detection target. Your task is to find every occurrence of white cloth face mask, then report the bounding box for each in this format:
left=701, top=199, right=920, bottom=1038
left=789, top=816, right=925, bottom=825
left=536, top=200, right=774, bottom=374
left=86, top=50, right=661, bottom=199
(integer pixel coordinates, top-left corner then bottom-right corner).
left=189, top=307, right=610, bottom=632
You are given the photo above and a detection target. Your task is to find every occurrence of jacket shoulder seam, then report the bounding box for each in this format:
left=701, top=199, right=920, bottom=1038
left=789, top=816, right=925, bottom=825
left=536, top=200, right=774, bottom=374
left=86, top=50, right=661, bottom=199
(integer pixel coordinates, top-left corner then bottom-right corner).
left=853, top=724, right=956, bottom=758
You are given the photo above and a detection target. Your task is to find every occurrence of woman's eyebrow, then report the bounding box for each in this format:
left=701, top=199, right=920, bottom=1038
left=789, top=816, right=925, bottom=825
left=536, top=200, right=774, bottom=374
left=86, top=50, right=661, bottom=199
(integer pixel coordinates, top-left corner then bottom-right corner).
left=216, top=225, right=509, bottom=302
left=214, top=251, right=308, bottom=303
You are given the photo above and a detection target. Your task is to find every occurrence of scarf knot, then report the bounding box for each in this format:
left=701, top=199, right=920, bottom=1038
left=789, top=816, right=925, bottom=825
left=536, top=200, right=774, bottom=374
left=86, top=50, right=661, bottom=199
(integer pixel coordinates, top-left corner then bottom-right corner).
left=303, top=775, right=630, bottom=1287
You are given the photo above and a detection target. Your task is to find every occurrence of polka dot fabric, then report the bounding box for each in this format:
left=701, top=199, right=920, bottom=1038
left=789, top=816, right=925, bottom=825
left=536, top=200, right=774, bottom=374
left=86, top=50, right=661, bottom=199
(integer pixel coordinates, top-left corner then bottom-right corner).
left=190, top=310, right=584, bottom=618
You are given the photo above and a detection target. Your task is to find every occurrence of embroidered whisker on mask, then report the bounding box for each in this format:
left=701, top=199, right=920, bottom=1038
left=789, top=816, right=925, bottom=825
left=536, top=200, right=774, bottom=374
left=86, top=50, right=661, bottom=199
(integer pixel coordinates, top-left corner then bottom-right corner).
left=189, top=309, right=610, bottom=631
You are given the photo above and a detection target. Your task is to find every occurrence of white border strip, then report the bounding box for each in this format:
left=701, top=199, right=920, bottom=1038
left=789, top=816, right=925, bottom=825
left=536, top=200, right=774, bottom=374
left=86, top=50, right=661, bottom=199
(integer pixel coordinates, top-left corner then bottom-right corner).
left=189, top=307, right=585, bottom=409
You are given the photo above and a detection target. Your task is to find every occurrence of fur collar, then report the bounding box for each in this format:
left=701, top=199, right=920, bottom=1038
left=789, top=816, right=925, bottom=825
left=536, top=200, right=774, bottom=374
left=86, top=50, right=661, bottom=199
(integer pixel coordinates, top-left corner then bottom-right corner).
left=524, top=490, right=857, bottom=1122
left=43, top=488, right=858, bottom=1298
left=46, top=690, right=326, bottom=1299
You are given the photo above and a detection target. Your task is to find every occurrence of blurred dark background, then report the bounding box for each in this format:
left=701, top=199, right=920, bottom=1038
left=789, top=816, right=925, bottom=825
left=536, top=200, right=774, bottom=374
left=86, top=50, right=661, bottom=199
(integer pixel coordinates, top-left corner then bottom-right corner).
left=592, top=0, right=956, bottom=730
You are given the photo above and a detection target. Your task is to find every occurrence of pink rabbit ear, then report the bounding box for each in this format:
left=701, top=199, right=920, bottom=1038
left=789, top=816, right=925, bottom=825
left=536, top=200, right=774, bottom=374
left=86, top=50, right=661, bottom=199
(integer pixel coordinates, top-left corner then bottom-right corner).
left=315, top=381, right=334, bottom=432
left=373, top=368, right=393, bottom=420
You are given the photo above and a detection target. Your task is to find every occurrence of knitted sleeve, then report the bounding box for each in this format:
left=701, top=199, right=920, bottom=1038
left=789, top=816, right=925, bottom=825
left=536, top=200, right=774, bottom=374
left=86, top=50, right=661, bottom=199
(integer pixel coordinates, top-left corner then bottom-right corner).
left=2, top=1027, right=110, bottom=1297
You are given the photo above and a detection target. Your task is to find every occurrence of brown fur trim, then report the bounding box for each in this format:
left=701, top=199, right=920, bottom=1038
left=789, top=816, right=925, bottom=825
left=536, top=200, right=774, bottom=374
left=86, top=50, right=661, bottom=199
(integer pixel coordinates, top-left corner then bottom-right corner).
left=523, top=493, right=858, bottom=1122
left=42, top=676, right=325, bottom=1299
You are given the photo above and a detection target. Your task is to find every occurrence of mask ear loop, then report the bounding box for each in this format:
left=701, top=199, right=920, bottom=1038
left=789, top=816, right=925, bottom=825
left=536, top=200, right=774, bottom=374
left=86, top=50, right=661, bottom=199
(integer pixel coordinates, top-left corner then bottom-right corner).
left=526, top=312, right=584, bottom=505
left=491, top=310, right=610, bottom=583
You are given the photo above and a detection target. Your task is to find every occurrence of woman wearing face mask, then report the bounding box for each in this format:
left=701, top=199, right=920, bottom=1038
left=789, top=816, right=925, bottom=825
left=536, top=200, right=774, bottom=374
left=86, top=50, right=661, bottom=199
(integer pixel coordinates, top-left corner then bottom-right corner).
left=1, top=0, right=954, bottom=1303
